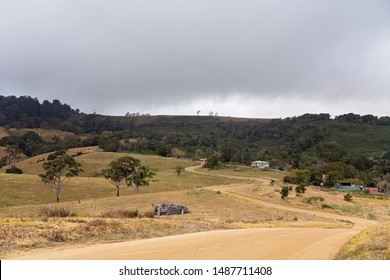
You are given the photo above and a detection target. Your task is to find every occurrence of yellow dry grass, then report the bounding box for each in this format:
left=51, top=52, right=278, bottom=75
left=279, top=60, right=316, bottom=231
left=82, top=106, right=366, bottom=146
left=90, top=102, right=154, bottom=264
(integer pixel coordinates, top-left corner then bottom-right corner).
left=198, top=165, right=390, bottom=222
left=0, top=216, right=234, bottom=255
left=335, top=222, right=390, bottom=259
left=0, top=151, right=387, bottom=257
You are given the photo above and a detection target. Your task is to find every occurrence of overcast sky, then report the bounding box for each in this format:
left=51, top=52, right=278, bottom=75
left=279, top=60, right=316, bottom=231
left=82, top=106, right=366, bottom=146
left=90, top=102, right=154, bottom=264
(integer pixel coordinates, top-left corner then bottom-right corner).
left=1, top=0, right=389, bottom=118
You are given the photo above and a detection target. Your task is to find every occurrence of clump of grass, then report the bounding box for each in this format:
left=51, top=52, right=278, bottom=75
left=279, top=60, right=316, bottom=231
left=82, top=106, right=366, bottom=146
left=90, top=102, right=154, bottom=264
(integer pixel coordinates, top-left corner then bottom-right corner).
left=344, top=193, right=353, bottom=202
left=303, top=196, right=325, bottom=204
left=329, top=203, right=362, bottom=214
left=100, top=209, right=140, bottom=218
left=40, top=207, right=77, bottom=218
left=140, top=211, right=155, bottom=218
left=335, top=222, right=390, bottom=260
left=321, top=203, right=332, bottom=209
left=367, top=210, right=376, bottom=220
left=42, top=229, right=68, bottom=242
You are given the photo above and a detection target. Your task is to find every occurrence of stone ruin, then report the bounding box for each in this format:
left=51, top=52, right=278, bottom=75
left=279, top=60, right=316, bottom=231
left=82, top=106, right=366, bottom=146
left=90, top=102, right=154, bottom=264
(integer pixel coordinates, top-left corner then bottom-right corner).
left=153, top=203, right=190, bottom=216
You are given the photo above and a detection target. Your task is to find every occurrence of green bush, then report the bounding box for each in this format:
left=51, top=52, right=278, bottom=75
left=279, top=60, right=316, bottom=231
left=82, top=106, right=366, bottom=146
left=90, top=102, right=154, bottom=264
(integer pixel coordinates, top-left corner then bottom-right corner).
left=295, top=183, right=307, bottom=194
left=5, top=166, right=23, bottom=174
left=321, top=203, right=332, bottom=209
left=280, top=186, right=290, bottom=199
left=203, top=155, right=220, bottom=169
left=344, top=193, right=353, bottom=202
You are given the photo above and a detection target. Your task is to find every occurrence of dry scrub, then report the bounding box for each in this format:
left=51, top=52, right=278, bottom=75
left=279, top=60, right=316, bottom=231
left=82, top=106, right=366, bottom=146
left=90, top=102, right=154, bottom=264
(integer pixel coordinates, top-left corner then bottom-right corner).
left=0, top=216, right=235, bottom=256
left=335, top=222, right=390, bottom=259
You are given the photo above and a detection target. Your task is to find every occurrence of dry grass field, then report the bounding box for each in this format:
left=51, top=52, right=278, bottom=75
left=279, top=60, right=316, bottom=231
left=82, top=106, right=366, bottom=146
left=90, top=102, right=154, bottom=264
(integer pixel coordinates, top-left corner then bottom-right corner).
left=199, top=164, right=390, bottom=222
left=1, top=147, right=389, bottom=259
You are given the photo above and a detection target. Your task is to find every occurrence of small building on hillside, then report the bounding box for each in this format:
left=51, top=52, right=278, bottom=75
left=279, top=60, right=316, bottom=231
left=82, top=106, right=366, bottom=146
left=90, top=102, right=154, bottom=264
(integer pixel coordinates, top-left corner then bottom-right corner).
left=334, top=182, right=364, bottom=191
left=365, top=187, right=379, bottom=193
left=251, top=160, right=270, bottom=169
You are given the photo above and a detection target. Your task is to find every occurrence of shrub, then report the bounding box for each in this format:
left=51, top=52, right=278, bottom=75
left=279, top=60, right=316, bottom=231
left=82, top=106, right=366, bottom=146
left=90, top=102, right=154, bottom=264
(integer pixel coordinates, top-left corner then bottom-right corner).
left=303, top=196, right=325, bottom=204
left=40, top=207, right=76, bottom=217
left=101, top=209, right=140, bottom=218
left=367, top=211, right=376, bottom=220
left=47, top=150, right=66, bottom=160
left=344, top=193, right=353, bottom=202
left=5, top=166, right=23, bottom=174
left=295, top=183, right=307, bottom=194
left=203, top=155, right=220, bottom=169
left=280, top=186, right=290, bottom=199
left=321, top=203, right=332, bottom=209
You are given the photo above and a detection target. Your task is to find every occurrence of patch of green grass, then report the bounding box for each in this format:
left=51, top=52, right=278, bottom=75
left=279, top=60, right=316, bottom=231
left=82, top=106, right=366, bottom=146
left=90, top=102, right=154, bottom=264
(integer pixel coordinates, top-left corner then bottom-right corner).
left=329, top=203, right=362, bottom=214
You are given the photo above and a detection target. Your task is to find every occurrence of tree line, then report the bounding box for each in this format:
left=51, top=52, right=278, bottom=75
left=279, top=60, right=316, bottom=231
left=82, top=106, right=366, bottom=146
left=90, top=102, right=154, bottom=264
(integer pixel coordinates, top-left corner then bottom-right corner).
left=39, top=152, right=154, bottom=202
left=1, top=95, right=390, bottom=192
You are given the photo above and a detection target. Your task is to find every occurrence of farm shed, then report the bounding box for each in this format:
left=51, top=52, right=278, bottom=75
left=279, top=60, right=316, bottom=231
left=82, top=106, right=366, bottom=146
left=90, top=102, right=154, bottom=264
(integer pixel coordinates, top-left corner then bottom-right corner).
left=251, top=160, right=270, bottom=169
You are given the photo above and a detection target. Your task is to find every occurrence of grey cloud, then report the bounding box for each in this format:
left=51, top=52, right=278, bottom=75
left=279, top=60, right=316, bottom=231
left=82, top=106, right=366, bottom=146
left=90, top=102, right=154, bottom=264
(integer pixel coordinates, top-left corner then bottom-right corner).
left=0, top=0, right=389, bottom=116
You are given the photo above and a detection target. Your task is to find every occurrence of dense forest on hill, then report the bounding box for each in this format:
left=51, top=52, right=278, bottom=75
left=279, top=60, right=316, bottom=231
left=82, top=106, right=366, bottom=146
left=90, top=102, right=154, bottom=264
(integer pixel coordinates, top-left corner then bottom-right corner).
left=1, top=95, right=390, bottom=190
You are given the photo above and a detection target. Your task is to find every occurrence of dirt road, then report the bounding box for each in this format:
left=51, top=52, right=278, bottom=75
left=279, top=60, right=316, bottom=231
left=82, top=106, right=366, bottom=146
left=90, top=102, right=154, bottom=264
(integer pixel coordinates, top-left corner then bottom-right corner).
left=3, top=165, right=377, bottom=260
left=5, top=227, right=359, bottom=260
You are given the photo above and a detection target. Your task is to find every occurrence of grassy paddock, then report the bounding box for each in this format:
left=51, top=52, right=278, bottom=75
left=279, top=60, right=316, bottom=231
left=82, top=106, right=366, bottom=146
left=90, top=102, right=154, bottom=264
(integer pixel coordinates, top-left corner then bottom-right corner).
left=0, top=216, right=235, bottom=255
left=1, top=150, right=389, bottom=257
left=201, top=164, right=284, bottom=181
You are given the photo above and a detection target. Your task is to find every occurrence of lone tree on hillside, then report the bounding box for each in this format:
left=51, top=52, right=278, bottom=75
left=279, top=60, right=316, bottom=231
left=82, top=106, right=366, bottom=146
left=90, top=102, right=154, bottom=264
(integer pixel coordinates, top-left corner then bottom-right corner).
left=39, top=154, right=83, bottom=202
left=127, top=165, right=155, bottom=193
left=280, top=186, right=290, bottom=200
left=102, top=156, right=154, bottom=196
left=175, top=166, right=185, bottom=176
left=1, top=145, right=23, bottom=169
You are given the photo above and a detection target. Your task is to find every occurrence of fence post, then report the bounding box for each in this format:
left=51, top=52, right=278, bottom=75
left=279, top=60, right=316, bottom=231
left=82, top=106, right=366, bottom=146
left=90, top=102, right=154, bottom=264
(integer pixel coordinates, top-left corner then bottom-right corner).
left=157, top=206, right=161, bottom=217
left=181, top=208, right=184, bottom=220
left=93, top=204, right=96, bottom=214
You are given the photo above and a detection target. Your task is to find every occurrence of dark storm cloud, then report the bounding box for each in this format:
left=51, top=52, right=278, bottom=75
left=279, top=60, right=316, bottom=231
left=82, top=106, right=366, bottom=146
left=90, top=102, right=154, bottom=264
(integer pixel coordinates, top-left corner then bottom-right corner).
left=0, top=0, right=389, bottom=117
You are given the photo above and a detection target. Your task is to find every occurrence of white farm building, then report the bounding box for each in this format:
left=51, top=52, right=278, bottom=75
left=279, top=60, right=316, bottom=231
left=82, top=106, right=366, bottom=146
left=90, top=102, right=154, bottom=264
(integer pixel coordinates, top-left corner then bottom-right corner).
left=251, top=161, right=270, bottom=169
